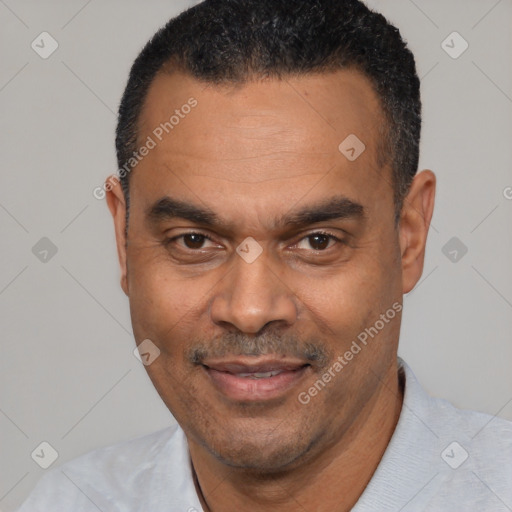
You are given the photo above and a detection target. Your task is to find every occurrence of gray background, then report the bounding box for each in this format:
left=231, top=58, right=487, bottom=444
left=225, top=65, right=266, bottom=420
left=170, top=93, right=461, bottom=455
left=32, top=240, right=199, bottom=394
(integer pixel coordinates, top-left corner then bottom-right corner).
left=1, top=0, right=511, bottom=510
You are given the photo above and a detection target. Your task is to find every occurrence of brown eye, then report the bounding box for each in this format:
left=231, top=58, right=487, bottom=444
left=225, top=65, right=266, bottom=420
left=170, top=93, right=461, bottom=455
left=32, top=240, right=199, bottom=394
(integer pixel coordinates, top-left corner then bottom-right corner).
left=308, top=234, right=330, bottom=250
left=294, top=232, right=342, bottom=252
left=182, top=233, right=207, bottom=249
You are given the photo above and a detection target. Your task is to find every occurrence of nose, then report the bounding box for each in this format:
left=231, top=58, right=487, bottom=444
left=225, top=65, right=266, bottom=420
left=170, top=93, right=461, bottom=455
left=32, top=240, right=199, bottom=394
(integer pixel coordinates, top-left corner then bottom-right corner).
left=210, top=250, right=298, bottom=334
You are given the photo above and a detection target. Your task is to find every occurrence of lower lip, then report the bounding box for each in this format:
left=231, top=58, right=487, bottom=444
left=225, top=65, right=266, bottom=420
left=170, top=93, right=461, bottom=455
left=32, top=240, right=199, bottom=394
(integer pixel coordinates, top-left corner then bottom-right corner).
left=204, top=366, right=310, bottom=402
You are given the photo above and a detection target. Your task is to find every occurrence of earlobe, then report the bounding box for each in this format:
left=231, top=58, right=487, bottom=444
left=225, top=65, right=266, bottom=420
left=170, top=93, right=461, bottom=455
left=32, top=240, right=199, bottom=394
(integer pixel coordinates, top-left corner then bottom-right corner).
left=105, top=176, right=129, bottom=296
left=399, top=170, right=436, bottom=294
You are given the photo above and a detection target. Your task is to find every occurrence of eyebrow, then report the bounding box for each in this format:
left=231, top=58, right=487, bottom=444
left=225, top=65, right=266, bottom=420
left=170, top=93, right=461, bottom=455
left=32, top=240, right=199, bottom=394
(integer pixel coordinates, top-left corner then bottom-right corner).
left=146, top=195, right=365, bottom=231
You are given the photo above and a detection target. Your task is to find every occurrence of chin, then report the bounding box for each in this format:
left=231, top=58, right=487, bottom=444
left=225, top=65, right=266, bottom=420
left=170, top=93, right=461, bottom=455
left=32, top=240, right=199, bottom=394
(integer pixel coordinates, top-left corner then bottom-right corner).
left=204, top=425, right=318, bottom=474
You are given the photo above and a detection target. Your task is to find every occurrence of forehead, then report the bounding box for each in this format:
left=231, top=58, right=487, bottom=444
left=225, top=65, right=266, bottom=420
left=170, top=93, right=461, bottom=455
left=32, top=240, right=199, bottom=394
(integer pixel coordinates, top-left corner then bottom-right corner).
left=132, top=68, right=391, bottom=224
left=139, top=68, right=384, bottom=155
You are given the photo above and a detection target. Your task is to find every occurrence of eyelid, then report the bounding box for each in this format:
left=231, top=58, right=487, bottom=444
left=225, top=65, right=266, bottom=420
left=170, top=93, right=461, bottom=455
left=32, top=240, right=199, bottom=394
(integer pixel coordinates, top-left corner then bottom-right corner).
left=164, top=231, right=219, bottom=248
left=292, top=231, right=343, bottom=249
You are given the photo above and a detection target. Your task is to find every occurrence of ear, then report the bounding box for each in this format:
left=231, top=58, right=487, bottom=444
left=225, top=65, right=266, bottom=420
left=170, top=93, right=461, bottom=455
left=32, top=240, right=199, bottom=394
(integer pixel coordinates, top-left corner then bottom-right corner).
left=106, top=176, right=129, bottom=296
left=398, top=170, right=436, bottom=294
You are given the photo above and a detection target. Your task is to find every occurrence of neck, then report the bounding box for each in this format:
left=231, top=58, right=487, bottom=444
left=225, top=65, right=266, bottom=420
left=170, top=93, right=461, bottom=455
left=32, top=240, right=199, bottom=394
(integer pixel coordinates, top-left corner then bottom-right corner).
left=189, top=361, right=404, bottom=512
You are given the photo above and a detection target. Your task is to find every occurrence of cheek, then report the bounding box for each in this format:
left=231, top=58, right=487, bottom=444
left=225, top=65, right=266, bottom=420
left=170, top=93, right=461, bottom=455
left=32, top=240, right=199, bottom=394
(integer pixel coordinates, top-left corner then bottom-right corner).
left=127, top=253, right=191, bottom=341
left=126, top=250, right=223, bottom=354
left=293, top=255, right=401, bottom=381
left=290, top=254, right=392, bottom=339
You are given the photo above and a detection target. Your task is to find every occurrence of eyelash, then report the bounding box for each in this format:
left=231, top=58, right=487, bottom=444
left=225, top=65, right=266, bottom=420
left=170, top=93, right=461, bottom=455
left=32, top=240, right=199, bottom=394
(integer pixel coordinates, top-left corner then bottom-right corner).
left=163, top=231, right=345, bottom=252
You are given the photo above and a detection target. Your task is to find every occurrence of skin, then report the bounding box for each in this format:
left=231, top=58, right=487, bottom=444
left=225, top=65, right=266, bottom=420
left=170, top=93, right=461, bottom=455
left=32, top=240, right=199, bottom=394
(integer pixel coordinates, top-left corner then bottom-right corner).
left=107, top=69, right=435, bottom=511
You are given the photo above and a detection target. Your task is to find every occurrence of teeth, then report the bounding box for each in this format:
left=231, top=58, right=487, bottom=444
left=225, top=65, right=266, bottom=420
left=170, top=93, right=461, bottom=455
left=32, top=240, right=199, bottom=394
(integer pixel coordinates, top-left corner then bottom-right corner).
left=236, top=370, right=284, bottom=379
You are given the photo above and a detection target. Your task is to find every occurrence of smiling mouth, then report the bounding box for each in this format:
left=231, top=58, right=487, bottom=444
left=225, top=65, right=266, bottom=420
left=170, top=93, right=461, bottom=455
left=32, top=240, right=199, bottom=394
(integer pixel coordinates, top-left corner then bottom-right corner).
left=232, top=369, right=289, bottom=379
left=201, top=358, right=311, bottom=401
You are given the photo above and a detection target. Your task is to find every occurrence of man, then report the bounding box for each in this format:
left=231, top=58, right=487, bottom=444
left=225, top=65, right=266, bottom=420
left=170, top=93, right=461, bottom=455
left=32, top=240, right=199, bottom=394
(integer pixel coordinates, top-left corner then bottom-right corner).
left=18, top=0, right=512, bottom=510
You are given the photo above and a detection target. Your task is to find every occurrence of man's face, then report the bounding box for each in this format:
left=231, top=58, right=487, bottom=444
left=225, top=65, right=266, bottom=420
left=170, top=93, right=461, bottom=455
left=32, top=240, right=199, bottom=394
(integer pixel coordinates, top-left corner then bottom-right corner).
left=110, top=69, right=418, bottom=471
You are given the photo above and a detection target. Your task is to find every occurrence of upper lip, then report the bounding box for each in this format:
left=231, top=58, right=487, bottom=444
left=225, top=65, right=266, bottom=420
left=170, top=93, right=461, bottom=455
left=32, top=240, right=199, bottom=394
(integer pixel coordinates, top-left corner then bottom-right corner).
left=202, top=357, right=309, bottom=374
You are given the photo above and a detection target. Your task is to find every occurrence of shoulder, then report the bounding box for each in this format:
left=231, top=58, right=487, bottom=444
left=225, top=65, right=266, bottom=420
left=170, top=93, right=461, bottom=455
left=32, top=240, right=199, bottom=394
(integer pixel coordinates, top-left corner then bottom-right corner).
left=402, top=362, right=512, bottom=509
left=430, top=394, right=512, bottom=499
left=16, top=424, right=196, bottom=512
left=413, top=368, right=512, bottom=472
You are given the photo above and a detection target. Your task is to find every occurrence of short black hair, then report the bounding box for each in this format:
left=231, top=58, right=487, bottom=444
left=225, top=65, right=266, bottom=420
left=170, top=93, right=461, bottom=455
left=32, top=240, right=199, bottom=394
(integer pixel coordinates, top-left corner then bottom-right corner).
left=115, top=0, right=421, bottom=223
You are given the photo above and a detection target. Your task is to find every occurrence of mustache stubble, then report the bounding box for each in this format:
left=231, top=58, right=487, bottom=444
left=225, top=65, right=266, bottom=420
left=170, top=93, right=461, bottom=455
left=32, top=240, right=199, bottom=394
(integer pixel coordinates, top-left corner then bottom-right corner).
left=186, top=330, right=332, bottom=371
